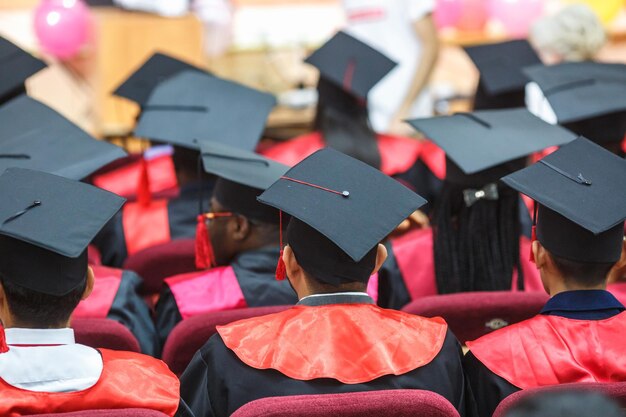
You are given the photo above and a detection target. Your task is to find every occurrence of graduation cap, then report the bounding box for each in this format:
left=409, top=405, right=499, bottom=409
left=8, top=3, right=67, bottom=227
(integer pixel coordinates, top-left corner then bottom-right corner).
left=0, top=36, right=47, bottom=104
left=502, top=137, right=626, bottom=263
left=0, top=96, right=127, bottom=180
left=258, top=148, right=426, bottom=285
left=305, top=31, right=397, bottom=100
left=113, top=52, right=207, bottom=106
left=465, top=40, right=541, bottom=97
left=200, top=139, right=289, bottom=224
left=523, top=62, right=626, bottom=143
left=407, top=108, right=576, bottom=185
left=134, top=71, right=277, bottom=151
left=0, top=168, right=125, bottom=296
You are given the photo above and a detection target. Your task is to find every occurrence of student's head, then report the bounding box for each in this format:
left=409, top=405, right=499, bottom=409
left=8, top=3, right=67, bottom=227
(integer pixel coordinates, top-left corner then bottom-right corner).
left=171, top=145, right=215, bottom=187
left=205, top=179, right=282, bottom=266
left=561, top=113, right=626, bottom=157
left=433, top=158, right=525, bottom=293
left=0, top=236, right=94, bottom=329
left=529, top=4, right=606, bottom=64
left=505, top=390, right=622, bottom=417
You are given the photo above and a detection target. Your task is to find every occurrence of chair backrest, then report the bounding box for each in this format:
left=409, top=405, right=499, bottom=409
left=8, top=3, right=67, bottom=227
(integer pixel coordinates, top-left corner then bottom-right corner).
left=162, top=305, right=291, bottom=375
left=401, top=291, right=549, bottom=343
left=123, top=239, right=196, bottom=295
left=30, top=409, right=169, bottom=417
left=493, top=382, right=626, bottom=417
left=72, top=318, right=141, bottom=353
left=230, top=389, right=460, bottom=417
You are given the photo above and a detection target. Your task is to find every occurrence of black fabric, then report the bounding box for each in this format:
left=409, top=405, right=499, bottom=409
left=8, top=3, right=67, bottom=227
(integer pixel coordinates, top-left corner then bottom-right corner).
left=213, top=179, right=280, bottom=224
left=472, top=79, right=526, bottom=110
left=393, top=159, right=443, bottom=215
left=562, top=111, right=626, bottom=145
left=377, top=241, right=412, bottom=310
left=154, top=284, right=184, bottom=350
left=180, top=327, right=468, bottom=417
left=445, top=157, right=526, bottom=187
left=108, top=270, right=160, bottom=356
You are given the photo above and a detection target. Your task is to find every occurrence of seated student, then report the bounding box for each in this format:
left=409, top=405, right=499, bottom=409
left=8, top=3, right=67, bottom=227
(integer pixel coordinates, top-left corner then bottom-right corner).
left=179, top=148, right=468, bottom=417
left=0, top=95, right=159, bottom=356
left=93, top=70, right=276, bottom=267
left=0, top=168, right=181, bottom=416
left=261, top=31, right=443, bottom=208
left=377, top=109, right=575, bottom=309
left=464, top=138, right=626, bottom=417
left=0, top=36, right=46, bottom=105
left=155, top=141, right=298, bottom=347
left=524, top=61, right=626, bottom=157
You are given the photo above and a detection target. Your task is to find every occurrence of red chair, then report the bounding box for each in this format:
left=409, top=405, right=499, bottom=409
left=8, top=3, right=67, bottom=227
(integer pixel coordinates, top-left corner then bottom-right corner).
left=493, top=382, right=626, bottom=417
left=72, top=318, right=141, bottom=353
left=162, top=305, right=291, bottom=375
left=30, top=410, right=168, bottom=417
left=123, top=239, right=196, bottom=296
left=230, top=389, right=460, bottom=417
left=401, top=291, right=549, bottom=343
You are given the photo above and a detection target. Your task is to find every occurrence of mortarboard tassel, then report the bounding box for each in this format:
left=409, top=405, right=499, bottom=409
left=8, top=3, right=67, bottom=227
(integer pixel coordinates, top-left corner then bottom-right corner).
left=0, top=327, right=8, bottom=354
left=195, top=214, right=215, bottom=270
left=137, top=157, right=152, bottom=207
left=275, top=210, right=286, bottom=281
left=530, top=202, right=537, bottom=264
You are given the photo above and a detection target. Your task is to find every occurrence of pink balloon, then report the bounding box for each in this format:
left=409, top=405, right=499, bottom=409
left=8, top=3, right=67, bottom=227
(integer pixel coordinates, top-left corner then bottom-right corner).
left=456, top=0, right=488, bottom=32
left=490, top=0, right=545, bottom=38
left=434, top=0, right=463, bottom=30
left=34, top=0, right=91, bottom=59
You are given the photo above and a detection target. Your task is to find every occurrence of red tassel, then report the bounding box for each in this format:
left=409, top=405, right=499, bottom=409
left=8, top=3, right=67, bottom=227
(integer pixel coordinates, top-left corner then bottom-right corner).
left=276, top=248, right=286, bottom=281
left=0, top=327, right=8, bottom=354
left=529, top=225, right=537, bottom=264
left=137, top=157, right=152, bottom=207
left=195, top=215, right=215, bottom=269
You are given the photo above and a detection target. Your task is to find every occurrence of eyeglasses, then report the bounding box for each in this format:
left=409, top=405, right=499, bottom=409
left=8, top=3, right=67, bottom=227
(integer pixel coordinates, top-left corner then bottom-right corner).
left=203, top=211, right=234, bottom=222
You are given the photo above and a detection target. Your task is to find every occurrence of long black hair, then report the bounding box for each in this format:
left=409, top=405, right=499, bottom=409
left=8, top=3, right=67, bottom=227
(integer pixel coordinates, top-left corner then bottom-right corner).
left=314, top=78, right=381, bottom=169
left=433, top=158, right=525, bottom=294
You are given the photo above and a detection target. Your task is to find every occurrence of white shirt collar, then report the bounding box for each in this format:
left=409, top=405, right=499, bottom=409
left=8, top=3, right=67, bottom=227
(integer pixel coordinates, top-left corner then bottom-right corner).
left=299, top=292, right=370, bottom=302
left=5, top=328, right=75, bottom=346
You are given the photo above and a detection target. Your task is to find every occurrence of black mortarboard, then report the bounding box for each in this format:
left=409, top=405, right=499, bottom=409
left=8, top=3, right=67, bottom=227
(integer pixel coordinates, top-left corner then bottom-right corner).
left=502, top=137, right=626, bottom=263
left=305, top=31, right=397, bottom=100
left=0, top=37, right=46, bottom=104
left=0, top=96, right=127, bottom=180
left=523, top=62, right=626, bottom=143
left=0, top=168, right=125, bottom=296
left=408, top=109, right=576, bottom=184
left=134, top=71, right=277, bottom=151
left=465, top=40, right=541, bottom=96
left=113, top=52, right=207, bottom=106
left=200, top=140, right=289, bottom=224
left=258, top=148, right=426, bottom=285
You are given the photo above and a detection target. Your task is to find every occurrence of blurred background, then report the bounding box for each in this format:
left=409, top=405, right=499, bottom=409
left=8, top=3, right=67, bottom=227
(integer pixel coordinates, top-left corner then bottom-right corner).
left=1, top=0, right=625, bottom=150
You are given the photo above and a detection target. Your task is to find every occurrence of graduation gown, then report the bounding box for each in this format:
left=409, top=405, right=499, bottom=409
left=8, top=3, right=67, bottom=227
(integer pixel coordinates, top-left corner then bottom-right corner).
left=260, top=132, right=444, bottom=210
left=378, top=228, right=543, bottom=309
left=464, top=290, right=626, bottom=417
left=179, top=293, right=468, bottom=417
left=73, top=265, right=159, bottom=356
left=93, top=181, right=214, bottom=267
left=155, top=247, right=298, bottom=348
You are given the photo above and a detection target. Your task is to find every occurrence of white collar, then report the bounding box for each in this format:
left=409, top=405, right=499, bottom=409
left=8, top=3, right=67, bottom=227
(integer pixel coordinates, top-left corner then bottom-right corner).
left=299, top=292, right=370, bottom=302
left=5, top=328, right=75, bottom=346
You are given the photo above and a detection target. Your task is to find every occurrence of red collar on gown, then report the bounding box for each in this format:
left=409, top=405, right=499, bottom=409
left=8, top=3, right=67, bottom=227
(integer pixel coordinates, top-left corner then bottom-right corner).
left=467, top=311, right=626, bottom=389
left=217, top=303, right=448, bottom=384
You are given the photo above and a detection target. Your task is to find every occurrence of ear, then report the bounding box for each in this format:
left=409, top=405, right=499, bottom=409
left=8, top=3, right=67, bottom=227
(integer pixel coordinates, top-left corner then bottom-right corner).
left=231, top=215, right=251, bottom=241
left=82, top=266, right=95, bottom=301
left=371, top=244, right=388, bottom=275
left=532, top=240, right=546, bottom=269
left=283, top=245, right=307, bottom=296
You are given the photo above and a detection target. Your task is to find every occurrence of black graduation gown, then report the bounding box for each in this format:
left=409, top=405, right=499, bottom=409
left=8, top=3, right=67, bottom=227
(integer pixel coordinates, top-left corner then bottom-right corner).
left=179, top=294, right=469, bottom=417
left=155, top=247, right=298, bottom=348
left=93, top=180, right=214, bottom=267
left=463, top=290, right=626, bottom=417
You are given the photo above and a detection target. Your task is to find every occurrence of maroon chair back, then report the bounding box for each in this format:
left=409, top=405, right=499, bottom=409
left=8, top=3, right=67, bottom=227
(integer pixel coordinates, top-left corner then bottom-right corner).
left=72, top=318, right=141, bottom=353
left=493, top=382, right=626, bottom=417
left=230, top=389, right=460, bottom=417
left=30, top=409, right=168, bottom=417
left=162, top=305, right=291, bottom=375
left=123, top=239, right=196, bottom=295
left=401, top=291, right=549, bottom=343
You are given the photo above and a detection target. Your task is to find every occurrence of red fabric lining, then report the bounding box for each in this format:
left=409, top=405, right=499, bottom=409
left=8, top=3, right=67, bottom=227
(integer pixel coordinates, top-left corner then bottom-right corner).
left=122, top=200, right=171, bottom=255
left=73, top=266, right=123, bottom=319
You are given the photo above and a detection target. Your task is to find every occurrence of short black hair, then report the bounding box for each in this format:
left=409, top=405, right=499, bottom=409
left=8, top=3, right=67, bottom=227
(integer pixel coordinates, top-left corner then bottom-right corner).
left=0, top=276, right=87, bottom=328
left=303, top=270, right=369, bottom=295
left=549, top=252, right=615, bottom=287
